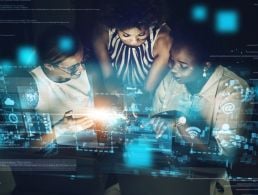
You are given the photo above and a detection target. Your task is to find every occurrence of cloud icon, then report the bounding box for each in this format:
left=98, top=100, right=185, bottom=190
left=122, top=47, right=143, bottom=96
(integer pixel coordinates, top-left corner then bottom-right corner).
left=4, top=97, right=15, bottom=106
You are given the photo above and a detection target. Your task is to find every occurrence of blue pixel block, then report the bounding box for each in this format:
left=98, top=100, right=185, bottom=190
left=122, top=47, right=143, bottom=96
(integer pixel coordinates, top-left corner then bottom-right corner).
left=58, top=36, right=75, bottom=53
left=215, top=10, right=239, bottom=34
left=124, top=138, right=152, bottom=168
left=191, top=5, right=208, bottom=22
left=17, top=46, right=38, bottom=68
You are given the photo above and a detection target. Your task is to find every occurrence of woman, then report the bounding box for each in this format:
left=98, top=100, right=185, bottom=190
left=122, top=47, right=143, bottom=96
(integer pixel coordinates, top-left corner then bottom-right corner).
left=151, top=27, right=253, bottom=195
left=93, top=1, right=172, bottom=94
left=152, top=28, right=252, bottom=157
left=31, top=25, right=95, bottom=138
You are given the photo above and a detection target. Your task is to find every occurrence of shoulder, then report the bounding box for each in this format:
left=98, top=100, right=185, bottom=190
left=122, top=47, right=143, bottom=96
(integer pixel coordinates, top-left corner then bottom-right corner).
left=158, top=24, right=172, bottom=34
left=153, top=24, right=172, bottom=56
left=30, top=66, right=42, bottom=76
left=214, top=65, right=252, bottom=105
left=220, top=65, right=249, bottom=88
left=156, top=24, right=172, bottom=43
left=30, top=66, right=47, bottom=82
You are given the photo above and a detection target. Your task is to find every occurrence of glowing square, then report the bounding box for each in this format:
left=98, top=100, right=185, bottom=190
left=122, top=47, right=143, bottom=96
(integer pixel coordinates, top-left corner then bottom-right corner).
left=215, top=10, right=239, bottom=33
left=191, top=5, right=208, bottom=22
left=58, top=36, right=75, bottom=53
left=17, top=46, right=38, bottom=68
left=124, top=139, right=152, bottom=168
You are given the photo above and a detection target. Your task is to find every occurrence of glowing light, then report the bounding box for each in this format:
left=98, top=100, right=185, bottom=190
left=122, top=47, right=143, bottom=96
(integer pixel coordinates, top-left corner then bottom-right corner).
left=124, top=138, right=152, bottom=168
left=58, top=36, right=74, bottom=53
left=215, top=10, right=239, bottom=34
left=222, top=124, right=230, bottom=131
left=87, top=109, right=126, bottom=125
left=73, top=108, right=126, bottom=124
left=178, top=116, right=186, bottom=125
left=17, top=45, right=38, bottom=68
left=0, top=59, right=13, bottom=73
left=185, top=126, right=201, bottom=139
left=8, top=113, right=19, bottom=123
left=4, top=97, right=15, bottom=106
left=222, top=102, right=235, bottom=114
left=191, top=4, right=208, bottom=22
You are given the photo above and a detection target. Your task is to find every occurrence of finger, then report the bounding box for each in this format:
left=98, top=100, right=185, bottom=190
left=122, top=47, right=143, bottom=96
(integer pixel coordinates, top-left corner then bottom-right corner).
left=156, top=120, right=165, bottom=135
left=152, top=118, right=161, bottom=132
left=156, top=127, right=166, bottom=139
left=81, top=117, right=94, bottom=126
left=73, top=116, right=92, bottom=124
left=151, top=117, right=160, bottom=126
left=82, top=120, right=95, bottom=129
left=153, top=117, right=160, bottom=124
left=149, top=118, right=154, bottom=125
left=65, top=117, right=83, bottom=130
left=64, top=110, right=73, bottom=117
left=63, top=114, right=74, bottom=125
left=156, top=121, right=166, bottom=138
left=74, top=117, right=95, bottom=130
left=156, top=130, right=164, bottom=139
left=149, top=118, right=157, bottom=127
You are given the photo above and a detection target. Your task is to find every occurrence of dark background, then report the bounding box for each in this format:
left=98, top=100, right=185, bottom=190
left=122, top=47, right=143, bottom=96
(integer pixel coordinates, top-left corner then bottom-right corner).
left=0, top=0, right=258, bottom=194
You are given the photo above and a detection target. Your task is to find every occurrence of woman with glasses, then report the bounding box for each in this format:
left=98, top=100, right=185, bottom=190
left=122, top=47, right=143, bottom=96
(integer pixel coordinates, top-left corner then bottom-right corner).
left=93, top=0, right=172, bottom=94
left=30, top=25, right=94, bottom=136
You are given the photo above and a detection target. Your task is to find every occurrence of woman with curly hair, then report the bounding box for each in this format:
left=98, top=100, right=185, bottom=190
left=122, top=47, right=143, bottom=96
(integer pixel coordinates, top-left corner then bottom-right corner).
left=93, top=0, right=172, bottom=94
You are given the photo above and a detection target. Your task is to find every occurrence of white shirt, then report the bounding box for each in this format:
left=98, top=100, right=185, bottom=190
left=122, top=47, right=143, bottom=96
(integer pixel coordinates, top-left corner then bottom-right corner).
left=30, top=66, right=93, bottom=125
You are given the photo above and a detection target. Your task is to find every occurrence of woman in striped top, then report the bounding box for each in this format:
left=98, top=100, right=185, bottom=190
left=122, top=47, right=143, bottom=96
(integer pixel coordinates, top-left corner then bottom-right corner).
left=93, top=1, right=172, bottom=93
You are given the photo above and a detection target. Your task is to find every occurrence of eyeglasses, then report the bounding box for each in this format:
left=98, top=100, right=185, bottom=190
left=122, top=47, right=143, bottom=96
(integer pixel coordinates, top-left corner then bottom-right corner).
left=55, top=60, right=85, bottom=77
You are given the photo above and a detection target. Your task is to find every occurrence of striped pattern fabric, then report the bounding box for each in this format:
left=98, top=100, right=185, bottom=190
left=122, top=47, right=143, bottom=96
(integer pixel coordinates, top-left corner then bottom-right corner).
left=108, top=25, right=162, bottom=87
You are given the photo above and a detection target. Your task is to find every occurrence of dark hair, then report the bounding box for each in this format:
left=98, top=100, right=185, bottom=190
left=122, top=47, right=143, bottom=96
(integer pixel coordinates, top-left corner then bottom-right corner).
left=171, top=25, right=215, bottom=65
left=101, top=0, right=165, bottom=30
left=37, top=25, right=82, bottom=66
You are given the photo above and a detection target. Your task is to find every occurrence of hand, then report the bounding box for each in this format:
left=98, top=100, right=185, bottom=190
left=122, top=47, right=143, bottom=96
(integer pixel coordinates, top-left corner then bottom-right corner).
left=150, top=117, right=172, bottom=139
left=54, top=110, right=95, bottom=136
left=151, top=110, right=186, bottom=138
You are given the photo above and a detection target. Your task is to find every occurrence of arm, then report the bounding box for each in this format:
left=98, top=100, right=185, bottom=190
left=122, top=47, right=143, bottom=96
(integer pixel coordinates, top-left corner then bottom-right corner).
left=93, top=24, right=113, bottom=79
left=152, top=72, right=170, bottom=114
left=32, top=110, right=95, bottom=148
left=145, top=25, right=172, bottom=93
left=93, top=25, right=123, bottom=92
left=152, top=75, right=252, bottom=157
left=212, top=80, right=253, bottom=158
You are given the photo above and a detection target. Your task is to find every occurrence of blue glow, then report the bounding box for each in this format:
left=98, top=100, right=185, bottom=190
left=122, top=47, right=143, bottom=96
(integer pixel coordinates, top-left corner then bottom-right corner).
left=124, top=138, right=152, bottom=168
left=191, top=5, right=208, bottom=22
left=215, top=10, right=239, bottom=34
left=4, top=97, right=15, bottom=106
left=0, top=59, right=13, bottom=74
left=58, top=36, right=74, bottom=53
left=17, top=46, right=38, bottom=68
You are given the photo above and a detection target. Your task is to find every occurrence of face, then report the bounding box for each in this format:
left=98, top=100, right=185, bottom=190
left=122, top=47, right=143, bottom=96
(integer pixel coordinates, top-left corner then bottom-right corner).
left=170, top=48, right=201, bottom=84
left=117, top=27, right=149, bottom=47
left=46, top=48, right=84, bottom=81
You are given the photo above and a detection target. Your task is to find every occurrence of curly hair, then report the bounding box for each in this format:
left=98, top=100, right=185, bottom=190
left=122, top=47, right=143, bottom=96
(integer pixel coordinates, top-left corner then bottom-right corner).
left=101, top=0, right=165, bottom=30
